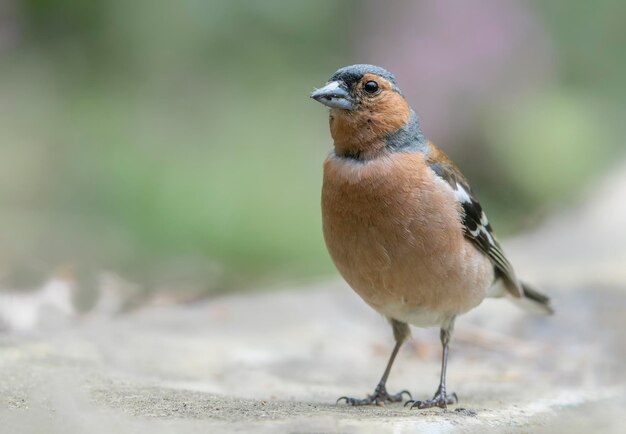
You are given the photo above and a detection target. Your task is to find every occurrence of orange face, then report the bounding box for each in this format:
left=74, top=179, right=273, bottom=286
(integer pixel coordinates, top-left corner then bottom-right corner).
left=337, top=73, right=409, bottom=129
left=311, top=65, right=415, bottom=159
left=327, top=74, right=410, bottom=158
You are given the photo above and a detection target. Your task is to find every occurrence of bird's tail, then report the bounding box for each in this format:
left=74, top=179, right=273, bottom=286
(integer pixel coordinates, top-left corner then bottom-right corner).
left=511, top=282, right=554, bottom=315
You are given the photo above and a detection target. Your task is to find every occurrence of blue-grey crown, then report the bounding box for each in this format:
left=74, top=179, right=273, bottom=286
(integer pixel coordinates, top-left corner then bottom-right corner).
left=329, top=64, right=400, bottom=93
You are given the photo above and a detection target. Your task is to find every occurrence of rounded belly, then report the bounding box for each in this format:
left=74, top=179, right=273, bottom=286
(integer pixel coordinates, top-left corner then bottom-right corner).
left=322, top=152, right=494, bottom=327
left=329, top=233, right=494, bottom=326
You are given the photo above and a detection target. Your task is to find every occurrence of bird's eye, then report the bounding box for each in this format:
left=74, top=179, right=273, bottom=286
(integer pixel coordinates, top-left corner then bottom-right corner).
left=363, top=80, right=379, bottom=94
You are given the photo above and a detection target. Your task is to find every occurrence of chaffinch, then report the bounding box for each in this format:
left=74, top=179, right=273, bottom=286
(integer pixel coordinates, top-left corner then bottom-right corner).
left=311, top=64, right=552, bottom=409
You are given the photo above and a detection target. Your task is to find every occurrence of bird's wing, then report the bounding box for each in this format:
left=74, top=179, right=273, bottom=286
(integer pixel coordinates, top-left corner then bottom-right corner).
left=425, top=143, right=523, bottom=298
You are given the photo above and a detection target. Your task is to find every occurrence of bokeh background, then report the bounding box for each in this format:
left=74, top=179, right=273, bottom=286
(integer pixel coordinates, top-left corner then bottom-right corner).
left=2, top=2, right=626, bottom=432
left=1, top=0, right=625, bottom=302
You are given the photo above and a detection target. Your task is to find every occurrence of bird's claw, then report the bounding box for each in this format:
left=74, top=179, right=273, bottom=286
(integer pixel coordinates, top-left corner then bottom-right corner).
left=336, top=385, right=411, bottom=406
left=405, top=391, right=458, bottom=409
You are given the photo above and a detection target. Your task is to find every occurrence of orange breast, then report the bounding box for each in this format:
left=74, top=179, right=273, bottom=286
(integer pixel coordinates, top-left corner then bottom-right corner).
left=321, top=151, right=494, bottom=326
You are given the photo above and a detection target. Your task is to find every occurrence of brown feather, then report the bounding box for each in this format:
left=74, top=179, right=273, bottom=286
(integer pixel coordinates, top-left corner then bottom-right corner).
left=322, top=151, right=495, bottom=326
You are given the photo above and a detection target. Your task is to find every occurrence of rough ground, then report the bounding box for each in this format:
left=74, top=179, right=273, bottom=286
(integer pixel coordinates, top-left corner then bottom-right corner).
left=1, top=278, right=625, bottom=433
left=1, top=168, right=626, bottom=433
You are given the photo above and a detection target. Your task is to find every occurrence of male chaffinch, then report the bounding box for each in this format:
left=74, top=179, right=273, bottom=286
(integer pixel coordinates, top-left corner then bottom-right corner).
left=311, top=64, right=552, bottom=409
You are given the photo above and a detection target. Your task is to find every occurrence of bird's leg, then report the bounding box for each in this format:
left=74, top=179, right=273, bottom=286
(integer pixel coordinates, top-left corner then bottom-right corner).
left=337, top=339, right=410, bottom=406
left=337, top=320, right=411, bottom=406
left=407, top=320, right=458, bottom=410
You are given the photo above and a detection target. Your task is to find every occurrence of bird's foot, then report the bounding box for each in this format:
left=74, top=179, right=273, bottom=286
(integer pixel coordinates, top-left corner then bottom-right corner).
left=337, top=383, right=411, bottom=406
left=405, top=387, right=458, bottom=410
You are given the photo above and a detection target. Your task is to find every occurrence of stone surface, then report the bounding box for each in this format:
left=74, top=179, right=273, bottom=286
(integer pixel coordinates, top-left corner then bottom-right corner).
left=1, top=279, right=625, bottom=433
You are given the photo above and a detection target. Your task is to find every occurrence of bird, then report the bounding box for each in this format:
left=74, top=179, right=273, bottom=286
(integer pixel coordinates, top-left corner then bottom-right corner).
left=310, top=64, right=553, bottom=410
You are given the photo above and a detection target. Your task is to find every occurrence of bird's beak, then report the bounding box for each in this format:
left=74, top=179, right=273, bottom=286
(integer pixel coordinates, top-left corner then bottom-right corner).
left=310, top=81, right=353, bottom=110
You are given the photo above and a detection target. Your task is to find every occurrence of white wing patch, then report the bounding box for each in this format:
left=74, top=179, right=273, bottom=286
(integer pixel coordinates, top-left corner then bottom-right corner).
left=482, top=226, right=494, bottom=244
left=454, top=184, right=472, bottom=204
left=480, top=212, right=489, bottom=227
left=478, top=211, right=494, bottom=244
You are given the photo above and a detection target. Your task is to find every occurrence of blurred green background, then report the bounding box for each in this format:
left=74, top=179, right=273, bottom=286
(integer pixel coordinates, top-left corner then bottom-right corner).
left=1, top=0, right=624, bottom=295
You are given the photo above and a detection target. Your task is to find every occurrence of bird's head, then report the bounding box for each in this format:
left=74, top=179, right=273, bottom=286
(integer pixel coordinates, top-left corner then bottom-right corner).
left=311, top=64, right=422, bottom=159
